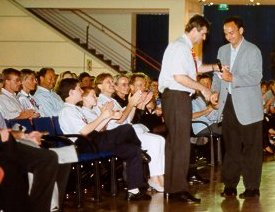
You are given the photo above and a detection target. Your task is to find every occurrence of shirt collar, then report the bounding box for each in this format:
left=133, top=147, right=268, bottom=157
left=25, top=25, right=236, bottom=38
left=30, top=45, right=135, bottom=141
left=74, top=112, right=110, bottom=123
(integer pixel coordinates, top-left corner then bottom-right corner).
left=230, top=37, right=244, bottom=52
left=37, top=85, right=51, bottom=92
left=182, top=33, right=193, bottom=50
left=1, top=88, right=17, bottom=98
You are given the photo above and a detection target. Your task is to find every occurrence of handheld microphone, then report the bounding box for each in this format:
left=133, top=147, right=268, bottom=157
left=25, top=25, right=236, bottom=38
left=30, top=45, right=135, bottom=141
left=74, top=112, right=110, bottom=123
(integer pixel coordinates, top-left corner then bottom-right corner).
left=216, top=59, right=223, bottom=73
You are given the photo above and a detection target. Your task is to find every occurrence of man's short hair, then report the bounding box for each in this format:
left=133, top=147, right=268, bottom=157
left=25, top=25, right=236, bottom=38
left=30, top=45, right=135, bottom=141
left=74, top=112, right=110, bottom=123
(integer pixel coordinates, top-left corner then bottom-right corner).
left=185, top=14, right=210, bottom=33
left=20, top=69, right=36, bottom=81
left=224, top=16, right=244, bottom=29
left=37, top=67, right=55, bottom=84
left=2, top=68, right=21, bottom=82
left=57, top=78, right=79, bottom=101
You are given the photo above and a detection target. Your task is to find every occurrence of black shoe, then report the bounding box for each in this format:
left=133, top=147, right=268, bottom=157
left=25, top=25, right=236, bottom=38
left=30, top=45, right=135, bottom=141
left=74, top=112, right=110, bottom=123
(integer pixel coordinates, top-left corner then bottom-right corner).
left=239, top=189, right=260, bottom=199
left=141, top=150, right=151, bottom=163
left=188, top=174, right=210, bottom=185
left=166, top=191, right=201, bottom=203
left=127, top=191, right=152, bottom=201
left=221, top=187, right=237, bottom=197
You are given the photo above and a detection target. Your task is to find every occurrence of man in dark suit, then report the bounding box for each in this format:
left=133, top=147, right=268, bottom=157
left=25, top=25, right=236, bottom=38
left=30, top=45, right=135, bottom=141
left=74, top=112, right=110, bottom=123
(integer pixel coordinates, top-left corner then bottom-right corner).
left=212, top=16, right=263, bottom=198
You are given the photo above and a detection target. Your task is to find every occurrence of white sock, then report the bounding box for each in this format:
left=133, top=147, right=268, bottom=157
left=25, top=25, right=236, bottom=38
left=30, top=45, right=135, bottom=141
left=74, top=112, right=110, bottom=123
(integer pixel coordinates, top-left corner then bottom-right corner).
left=128, top=188, right=139, bottom=194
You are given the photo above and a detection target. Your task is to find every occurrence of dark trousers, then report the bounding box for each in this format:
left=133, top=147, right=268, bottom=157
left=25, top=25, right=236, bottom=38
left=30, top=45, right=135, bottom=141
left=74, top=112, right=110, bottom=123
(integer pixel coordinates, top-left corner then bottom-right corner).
left=0, top=138, right=59, bottom=212
left=85, top=124, right=144, bottom=190
left=222, top=95, right=263, bottom=189
left=162, top=89, right=192, bottom=193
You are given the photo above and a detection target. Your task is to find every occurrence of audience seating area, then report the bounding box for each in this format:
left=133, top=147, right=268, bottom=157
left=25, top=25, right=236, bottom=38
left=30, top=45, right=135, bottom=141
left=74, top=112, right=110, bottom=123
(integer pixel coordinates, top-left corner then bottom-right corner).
left=4, top=117, right=117, bottom=207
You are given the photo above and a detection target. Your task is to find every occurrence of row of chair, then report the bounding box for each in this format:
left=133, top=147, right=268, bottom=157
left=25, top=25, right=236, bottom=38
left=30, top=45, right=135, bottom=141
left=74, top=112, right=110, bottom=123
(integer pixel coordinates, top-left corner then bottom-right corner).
left=5, top=117, right=117, bottom=208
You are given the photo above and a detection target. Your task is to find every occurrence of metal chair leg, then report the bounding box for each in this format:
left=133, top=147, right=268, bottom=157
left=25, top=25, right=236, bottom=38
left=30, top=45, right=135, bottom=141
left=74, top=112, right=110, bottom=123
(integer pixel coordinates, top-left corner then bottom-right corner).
left=110, top=157, right=117, bottom=196
left=76, top=164, right=82, bottom=208
left=210, top=135, right=215, bottom=166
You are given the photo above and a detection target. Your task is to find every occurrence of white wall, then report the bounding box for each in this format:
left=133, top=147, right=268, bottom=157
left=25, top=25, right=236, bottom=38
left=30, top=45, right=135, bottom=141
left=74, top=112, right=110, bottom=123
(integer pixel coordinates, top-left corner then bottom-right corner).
left=0, top=0, right=117, bottom=76
left=1, top=0, right=202, bottom=75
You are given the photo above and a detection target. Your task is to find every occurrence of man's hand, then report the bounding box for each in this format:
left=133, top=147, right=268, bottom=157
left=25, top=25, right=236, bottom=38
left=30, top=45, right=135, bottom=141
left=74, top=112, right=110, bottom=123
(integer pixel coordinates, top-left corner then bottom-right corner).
left=221, top=69, right=232, bottom=82
left=24, top=131, right=44, bottom=145
left=210, top=92, right=219, bottom=107
left=0, top=129, right=11, bottom=142
left=201, top=87, right=212, bottom=102
left=128, top=90, right=142, bottom=107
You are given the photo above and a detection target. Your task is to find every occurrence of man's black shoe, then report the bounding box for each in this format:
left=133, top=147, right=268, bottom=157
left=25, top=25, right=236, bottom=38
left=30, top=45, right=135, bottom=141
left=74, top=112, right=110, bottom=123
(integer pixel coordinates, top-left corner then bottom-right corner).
left=141, top=150, right=151, bottom=163
left=221, top=187, right=237, bottom=197
left=239, top=189, right=260, bottom=199
left=165, top=191, right=201, bottom=203
left=188, top=174, right=210, bottom=185
left=126, top=191, right=152, bottom=201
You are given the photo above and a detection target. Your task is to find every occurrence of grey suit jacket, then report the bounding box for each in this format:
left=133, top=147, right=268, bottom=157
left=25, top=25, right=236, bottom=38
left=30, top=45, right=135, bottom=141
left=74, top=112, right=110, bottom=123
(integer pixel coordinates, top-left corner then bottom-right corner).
left=212, top=39, right=263, bottom=125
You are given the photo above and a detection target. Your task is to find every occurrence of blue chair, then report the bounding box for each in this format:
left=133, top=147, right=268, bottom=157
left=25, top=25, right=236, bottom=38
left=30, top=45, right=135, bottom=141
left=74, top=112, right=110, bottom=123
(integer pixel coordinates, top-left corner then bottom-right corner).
left=5, top=118, right=33, bottom=133
left=51, top=116, right=117, bottom=207
left=32, top=117, right=55, bottom=136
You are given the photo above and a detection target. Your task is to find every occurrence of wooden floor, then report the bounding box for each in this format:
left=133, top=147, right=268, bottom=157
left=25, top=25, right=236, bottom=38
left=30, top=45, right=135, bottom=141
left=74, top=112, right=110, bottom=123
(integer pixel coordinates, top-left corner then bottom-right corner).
left=63, top=155, right=275, bottom=212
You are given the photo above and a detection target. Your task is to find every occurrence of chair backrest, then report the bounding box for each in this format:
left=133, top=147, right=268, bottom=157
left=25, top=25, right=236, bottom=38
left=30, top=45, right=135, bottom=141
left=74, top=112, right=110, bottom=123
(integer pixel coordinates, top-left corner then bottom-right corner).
left=32, top=117, right=55, bottom=136
left=52, top=116, right=64, bottom=135
left=6, top=119, right=33, bottom=133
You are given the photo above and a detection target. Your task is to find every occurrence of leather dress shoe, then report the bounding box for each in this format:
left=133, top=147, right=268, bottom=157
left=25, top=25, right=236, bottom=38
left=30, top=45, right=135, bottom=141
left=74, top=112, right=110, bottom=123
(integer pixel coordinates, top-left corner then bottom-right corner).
left=188, top=174, right=210, bottom=185
left=141, top=150, right=151, bottom=163
left=239, top=189, right=260, bottom=199
left=127, top=191, right=152, bottom=201
left=221, top=187, right=237, bottom=197
left=165, top=191, right=201, bottom=203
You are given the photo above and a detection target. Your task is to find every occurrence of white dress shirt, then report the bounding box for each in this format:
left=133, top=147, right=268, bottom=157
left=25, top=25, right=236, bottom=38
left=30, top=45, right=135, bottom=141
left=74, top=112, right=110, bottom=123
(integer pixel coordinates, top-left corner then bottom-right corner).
left=158, top=34, right=197, bottom=94
left=34, top=86, right=64, bottom=117
left=0, top=88, right=23, bottom=119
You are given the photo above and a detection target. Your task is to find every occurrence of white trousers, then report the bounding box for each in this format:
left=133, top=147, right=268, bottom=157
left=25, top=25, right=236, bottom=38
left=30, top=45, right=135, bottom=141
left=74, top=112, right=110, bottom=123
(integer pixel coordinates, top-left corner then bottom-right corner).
left=133, top=124, right=165, bottom=177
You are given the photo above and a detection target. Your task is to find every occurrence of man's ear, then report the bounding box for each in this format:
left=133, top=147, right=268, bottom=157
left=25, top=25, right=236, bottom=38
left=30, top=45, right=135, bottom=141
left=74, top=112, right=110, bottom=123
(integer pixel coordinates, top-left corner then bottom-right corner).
left=68, top=89, right=74, bottom=97
left=97, top=84, right=102, bottom=91
left=239, top=27, right=244, bottom=35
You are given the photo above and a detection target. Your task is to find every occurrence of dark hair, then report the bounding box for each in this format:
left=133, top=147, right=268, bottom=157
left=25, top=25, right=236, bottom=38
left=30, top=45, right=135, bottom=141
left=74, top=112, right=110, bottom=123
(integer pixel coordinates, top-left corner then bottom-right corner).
left=78, top=72, right=91, bottom=82
left=224, top=16, right=244, bottom=29
left=57, top=78, right=79, bottom=101
left=197, top=73, right=212, bottom=82
left=2, top=68, right=21, bottom=82
left=20, top=69, right=36, bottom=81
left=37, top=67, right=55, bottom=84
left=94, top=73, right=113, bottom=95
left=185, top=14, right=210, bottom=33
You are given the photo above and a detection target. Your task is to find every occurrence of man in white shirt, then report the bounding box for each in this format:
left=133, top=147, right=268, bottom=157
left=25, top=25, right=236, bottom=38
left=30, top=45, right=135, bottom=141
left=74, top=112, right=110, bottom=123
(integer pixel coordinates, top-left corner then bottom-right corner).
left=0, top=68, right=38, bottom=120
left=159, top=15, right=219, bottom=203
left=34, top=67, right=64, bottom=117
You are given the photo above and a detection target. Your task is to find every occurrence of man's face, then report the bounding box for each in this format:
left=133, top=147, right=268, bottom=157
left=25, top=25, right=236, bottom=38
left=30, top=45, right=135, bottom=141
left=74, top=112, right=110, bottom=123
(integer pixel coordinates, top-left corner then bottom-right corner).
left=193, top=26, right=208, bottom=45
left=115, top=77, right=129, bottom=96
left=99, top=77, right=115, bottom=96
left=40, top=69, right=56, bottom=90
left=81, top=76, right=93, bottom=88
left=5, top=74, right=21, bottom=93
left=224, top=21, right=243, bottom=48
left=22, top=74, right=37, bottom=92
left=71, top=83, right=83, bottom=102
left=130, top=77, right=146, bottom=94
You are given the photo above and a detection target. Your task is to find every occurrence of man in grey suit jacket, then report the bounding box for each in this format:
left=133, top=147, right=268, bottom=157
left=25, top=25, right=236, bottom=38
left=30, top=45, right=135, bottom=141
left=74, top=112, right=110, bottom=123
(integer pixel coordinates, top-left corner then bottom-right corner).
left=212, top=16, right=263, bottom=199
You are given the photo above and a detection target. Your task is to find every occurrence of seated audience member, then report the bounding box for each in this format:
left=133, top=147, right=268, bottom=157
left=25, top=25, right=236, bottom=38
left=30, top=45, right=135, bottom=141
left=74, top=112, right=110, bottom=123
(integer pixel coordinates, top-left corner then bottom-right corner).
left=54, top=70, right=75, bottom=92
left=0, top=111, right=71, bottom=212
left=34, top=67, right=64, bottom=117
left=0, top=73, right=3, bottom=89
left=57, top=78, right=151, bottom=201
left=189, top=74, right=221, bottom=184
left=128, top=73, right=167, bottom=136
left=78, top=72, right=94, bottom=89
left=17, top=69, right=40, bottom=116
left=0, top=126, right=59, bottom=212
left=192, top=74, right=221, bottom=136
left=95, top=73, right=165, bottom=193
left=0, top=68, right=38, bottom=120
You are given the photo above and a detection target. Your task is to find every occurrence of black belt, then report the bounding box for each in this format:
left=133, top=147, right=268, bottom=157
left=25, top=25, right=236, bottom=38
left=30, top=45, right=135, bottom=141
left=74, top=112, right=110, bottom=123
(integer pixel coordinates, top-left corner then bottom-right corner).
left=164, top=88, right=195, bottom=97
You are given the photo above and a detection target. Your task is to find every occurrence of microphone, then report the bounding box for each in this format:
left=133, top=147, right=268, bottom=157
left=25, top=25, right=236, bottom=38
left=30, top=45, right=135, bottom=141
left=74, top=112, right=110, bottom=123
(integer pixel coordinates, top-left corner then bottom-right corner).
left=216, top=59, right=223, bottom=73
